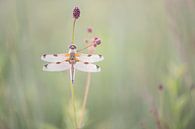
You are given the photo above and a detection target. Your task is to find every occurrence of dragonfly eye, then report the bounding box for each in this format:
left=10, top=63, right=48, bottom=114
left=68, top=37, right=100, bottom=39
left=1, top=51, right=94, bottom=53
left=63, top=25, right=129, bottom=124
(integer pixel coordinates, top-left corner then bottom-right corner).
left=69, top=45, right=77, bottom=49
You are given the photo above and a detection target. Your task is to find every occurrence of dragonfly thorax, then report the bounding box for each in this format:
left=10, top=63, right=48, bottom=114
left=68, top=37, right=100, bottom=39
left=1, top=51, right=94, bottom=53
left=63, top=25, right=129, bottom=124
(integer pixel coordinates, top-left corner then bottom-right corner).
left=70, top=52, right=75, bottom=60
left=68, top=51, right=78, bottom=64
left=68, top=45, right=77, bottom=63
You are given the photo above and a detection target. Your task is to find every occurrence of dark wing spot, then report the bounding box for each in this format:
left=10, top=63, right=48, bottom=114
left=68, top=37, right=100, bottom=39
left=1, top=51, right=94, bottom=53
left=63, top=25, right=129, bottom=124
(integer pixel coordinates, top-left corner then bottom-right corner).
left=56, top=62, right=61, bottom=64
left=84, top=62, right=89, bottom=64
left=53, top=54, right=58, bottom=57
left=96, top=65, right=100, bottom=69
left=88, top=54, right=92, bottom=57
left=44, top=64, right=48, bottom=68
left=43, top=54, right=46, bottom=58
left=99, top=54, right=102, bottom=58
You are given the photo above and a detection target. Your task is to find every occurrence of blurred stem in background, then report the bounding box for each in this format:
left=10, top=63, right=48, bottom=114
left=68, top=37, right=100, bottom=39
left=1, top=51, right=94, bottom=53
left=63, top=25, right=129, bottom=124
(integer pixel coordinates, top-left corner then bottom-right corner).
left=78, top=27, right=97, bottom=128
left=78, top=73, right=91, bottom=129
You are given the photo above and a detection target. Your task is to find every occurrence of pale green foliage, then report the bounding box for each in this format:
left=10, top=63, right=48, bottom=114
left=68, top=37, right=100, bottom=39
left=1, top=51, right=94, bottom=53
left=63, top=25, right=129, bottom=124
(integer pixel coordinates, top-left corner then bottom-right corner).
left=39, top=123, right=58, bottom=129
left=157, top=65, right=194, bottom=129
left=64, top=99, right=88, bottom=129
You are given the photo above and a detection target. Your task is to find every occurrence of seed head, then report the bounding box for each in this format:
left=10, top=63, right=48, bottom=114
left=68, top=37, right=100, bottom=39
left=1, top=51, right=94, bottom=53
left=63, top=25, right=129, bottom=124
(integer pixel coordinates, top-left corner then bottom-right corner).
left=73, top=7, right=80, bottom=19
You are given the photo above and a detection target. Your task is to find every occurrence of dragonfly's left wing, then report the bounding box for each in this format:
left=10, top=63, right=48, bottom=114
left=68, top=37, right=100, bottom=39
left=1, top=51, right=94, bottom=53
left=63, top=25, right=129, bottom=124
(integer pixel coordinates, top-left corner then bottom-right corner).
left=74, top=62, right=101, bottom=72
left=78, top=53, right=104, bottom=63
left=43, top=61, right=70, bottom=71
left=41, top=53, right=69, bottom=62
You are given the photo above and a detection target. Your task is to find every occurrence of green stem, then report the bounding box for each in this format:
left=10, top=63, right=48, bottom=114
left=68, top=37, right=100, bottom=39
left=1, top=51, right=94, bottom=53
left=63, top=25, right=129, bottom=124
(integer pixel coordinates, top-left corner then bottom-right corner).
left=78, top=73, right=91, bottom=128
left=70, top=81, right=78, bottom=128
left=72, top=19, right=76, bottom=44
left=77, top=44, right=93, bottom=52
left=70, top=18, right=77, bottom=128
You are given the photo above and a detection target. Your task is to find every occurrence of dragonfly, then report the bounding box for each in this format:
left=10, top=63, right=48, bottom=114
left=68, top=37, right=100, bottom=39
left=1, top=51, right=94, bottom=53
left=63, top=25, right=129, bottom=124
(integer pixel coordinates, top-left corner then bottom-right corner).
left=41, top=44, right=104, bottom=84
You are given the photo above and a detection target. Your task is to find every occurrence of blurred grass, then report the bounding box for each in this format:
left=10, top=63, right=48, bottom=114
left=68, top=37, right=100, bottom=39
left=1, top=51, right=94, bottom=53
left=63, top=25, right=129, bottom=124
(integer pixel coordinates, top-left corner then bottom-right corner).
left=0, top=0, right=195, bottom=129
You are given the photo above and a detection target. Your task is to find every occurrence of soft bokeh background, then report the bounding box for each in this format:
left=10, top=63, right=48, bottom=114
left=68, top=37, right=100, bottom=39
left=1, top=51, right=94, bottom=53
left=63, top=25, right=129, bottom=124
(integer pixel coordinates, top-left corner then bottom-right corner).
left=0, top=0, right=195, bottom=129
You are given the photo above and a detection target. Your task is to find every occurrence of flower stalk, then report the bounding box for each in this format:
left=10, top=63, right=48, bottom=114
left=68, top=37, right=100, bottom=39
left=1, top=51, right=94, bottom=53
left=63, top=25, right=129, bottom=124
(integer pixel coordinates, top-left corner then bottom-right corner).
left=72, top=19, right=76, bottom=44
left=68, top=6, right=81, bottom=129
left=69, top=81, right=78, bottom=128
left=78, top=73, right=91, bottom=128
left=78, top=29, right=101, bottom=128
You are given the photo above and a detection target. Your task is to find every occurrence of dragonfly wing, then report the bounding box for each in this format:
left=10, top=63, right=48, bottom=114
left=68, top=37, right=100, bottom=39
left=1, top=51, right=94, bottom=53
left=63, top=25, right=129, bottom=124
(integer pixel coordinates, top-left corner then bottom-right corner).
left=43, top=61, right=70, bottom=71
left=78, top=53, right=104, bottom=63
left=41, top=53, right=69, bottom=62
left=74, top=62, right=101, bottom=72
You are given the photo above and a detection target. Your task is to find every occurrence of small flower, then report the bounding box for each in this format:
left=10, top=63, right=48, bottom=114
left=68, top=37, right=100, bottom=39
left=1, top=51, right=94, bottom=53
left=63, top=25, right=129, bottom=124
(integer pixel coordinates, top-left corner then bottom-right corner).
left=87, top=27, right=93, bottom=33
left=73, top=7, right=80, bottom=19
left=93, top=37, right=101, bottom=47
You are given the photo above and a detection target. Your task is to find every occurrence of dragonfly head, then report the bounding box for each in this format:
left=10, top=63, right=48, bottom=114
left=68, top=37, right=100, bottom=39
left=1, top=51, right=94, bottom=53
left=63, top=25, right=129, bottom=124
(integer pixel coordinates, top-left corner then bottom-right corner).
left=69, top=44, right=77, bottom=50
left=69, top=44, right=77, bottom=53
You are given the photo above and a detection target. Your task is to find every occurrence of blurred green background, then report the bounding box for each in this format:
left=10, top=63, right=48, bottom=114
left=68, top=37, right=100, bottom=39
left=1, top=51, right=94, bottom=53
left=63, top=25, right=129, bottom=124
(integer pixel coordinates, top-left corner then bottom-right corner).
left=0, top=0, right=195, bottom=129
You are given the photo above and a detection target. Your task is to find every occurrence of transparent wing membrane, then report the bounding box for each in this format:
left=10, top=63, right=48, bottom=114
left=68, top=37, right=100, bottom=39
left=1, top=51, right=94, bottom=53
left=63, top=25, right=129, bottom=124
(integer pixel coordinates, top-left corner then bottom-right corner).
left=74, top=62, right=101, bottom=72
left=41, top=53, right=69, bottom=62
left=78, top=53, right=104, bottom=63
left=43, top=61, right=70, bottom=71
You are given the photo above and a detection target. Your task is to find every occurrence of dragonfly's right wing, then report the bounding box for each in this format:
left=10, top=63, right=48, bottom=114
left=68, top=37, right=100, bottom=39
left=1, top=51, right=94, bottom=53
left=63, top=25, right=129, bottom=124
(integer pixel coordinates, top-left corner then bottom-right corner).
left=43, top=61, right=70, bottom=71
left=41, top=53, right=69, bottom=62
left=74, top=62, right=101, bottom=72
left=78, top=53, right=104, bottom=63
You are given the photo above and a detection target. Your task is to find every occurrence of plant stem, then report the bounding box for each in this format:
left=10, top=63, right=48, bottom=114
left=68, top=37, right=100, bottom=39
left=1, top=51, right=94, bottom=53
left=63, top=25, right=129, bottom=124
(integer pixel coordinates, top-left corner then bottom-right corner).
left=77, top=44, right=93, bottom=52
left=70, top=20, right=77, bottom=128
left=70, top=81, right=78, bottom=128
left=72, top=19, right=76, bottom=44
left=78, top=73, right=91, bottom=129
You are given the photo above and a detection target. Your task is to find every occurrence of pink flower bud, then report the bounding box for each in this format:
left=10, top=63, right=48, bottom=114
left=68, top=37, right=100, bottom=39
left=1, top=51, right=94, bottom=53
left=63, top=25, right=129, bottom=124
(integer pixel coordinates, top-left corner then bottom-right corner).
left=93, top=37, right=101, bottom=46
left=87, top=27, right=93, bottom=33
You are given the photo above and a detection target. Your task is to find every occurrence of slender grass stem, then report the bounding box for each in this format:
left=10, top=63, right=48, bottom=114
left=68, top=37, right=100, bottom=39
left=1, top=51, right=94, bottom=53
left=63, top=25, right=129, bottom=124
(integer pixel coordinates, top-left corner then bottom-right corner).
left=78, top=73, right=91, bottom=129
left=69, top=81, right=78, bottom=128
left=70, top=19, right=78, bottom=128
left=159, top=91, right=163, bottom=118
left=72, top=19, right=76, bottom=44
left=77, top=44, right=93, bottom=52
